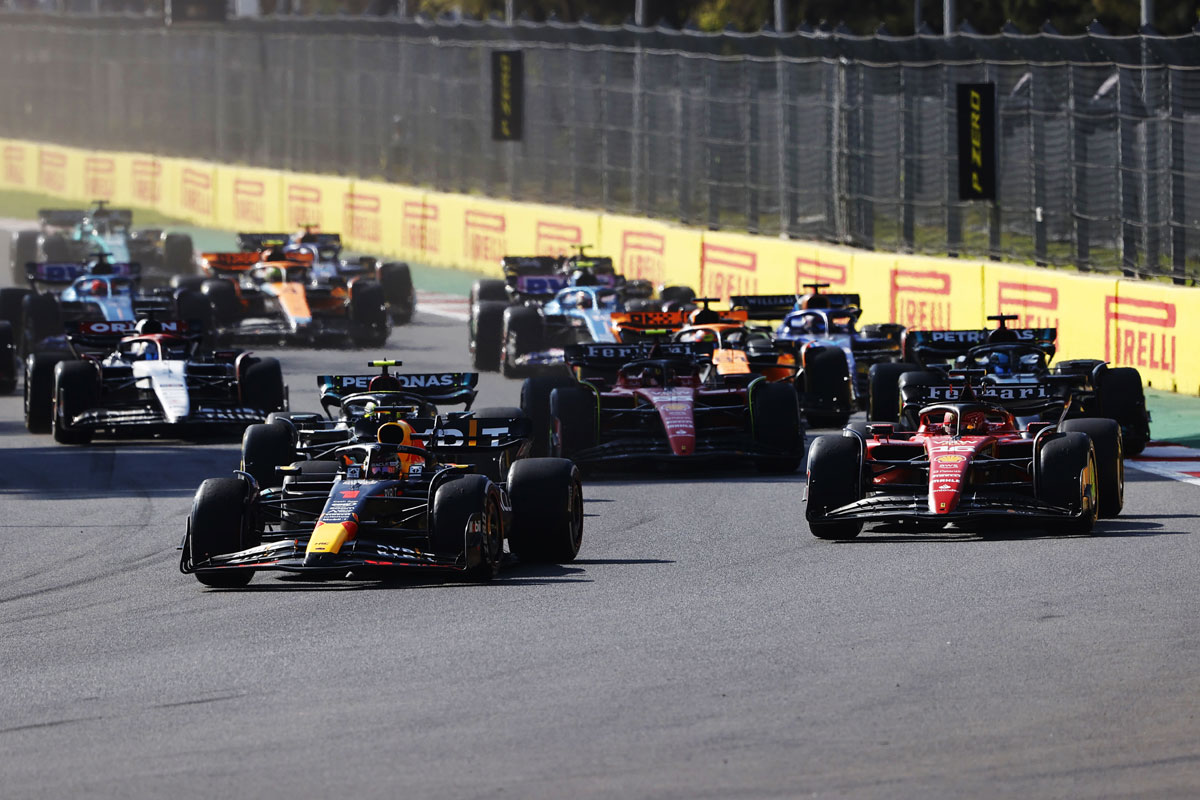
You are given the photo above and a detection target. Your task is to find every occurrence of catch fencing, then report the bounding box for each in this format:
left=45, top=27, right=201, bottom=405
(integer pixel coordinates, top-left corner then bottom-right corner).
left=0, top=13, right=1198, bottom=280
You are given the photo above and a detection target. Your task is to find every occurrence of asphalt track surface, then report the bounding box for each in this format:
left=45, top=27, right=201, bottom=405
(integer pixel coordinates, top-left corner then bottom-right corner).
left=2, top=232, right=1200, bottom=799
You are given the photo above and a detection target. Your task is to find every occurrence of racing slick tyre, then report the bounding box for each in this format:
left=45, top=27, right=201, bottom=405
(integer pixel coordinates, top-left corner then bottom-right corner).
left=11, top=230, right=39, bottom=285
left=350, top=280, right=390, bottom=348
left=1037, top=432, right=1099, bottom=535
left=867, top=361, right=919, bottom=422
left=24, top=352, right=62, bottom=433
left=41, top=233, right=72, bottom=263
left=431, top=474, right=504, bottom=581
left=1097, top=367, right=1150, bottom=457
left=805, top=434, right=864, bottom=540
left=470, top=300, right=507, bottom=372
left=500, top=305, right=545, bottom=378
left=550, top=386, right=597, bottom=460
left=174, top=289, right=215, bottom=338
left=860, top=322, right=905, bottom=341
left=897, top=370, right=943, bottom=430
left=471, top=278, right=508, bottom=304
left=0, top=322, right=16, bottom=394
left=751, top=380, right=803, bottom=473
left=507, top=458, right=584, bottom=563
left=163, top=233, right=195, bottom=276
left=241, top=357, right=286, bottom=413
left=1060, top=418, right=1124, bottom=518
left=520, top=374, right=578, bottom=457
left=799, top=346, right=852, bottom=429
left=52, top=361, right=99, bottom=445
left=201, top=279, right=241, bottom=324
left=378, top=262, right=416, bottom=325
left=189, top=478, right=257, bottom=588
left=658, top=285, right=696, bottom=306
left=170, top=275, right=206, bottom=293
left=241, top=423, right=297, bottom=490
left=0, top=287, right=30, bottom=329
left=20, top=292, right=61, bottom=357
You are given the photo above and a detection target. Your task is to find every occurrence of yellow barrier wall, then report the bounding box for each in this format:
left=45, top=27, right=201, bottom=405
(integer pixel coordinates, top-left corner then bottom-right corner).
left=2, top=136, right=1196, bottom=394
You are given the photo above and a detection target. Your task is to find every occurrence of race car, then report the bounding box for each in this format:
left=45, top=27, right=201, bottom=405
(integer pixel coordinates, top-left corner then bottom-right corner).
left=468, top=248, right=681, bottom=371
left=239, top=361, right=526, bottom=486
left=182, top=249, right=390, bottom=347
left=9, top=202, right=196, bottom=286
left=180, top=417, right=583, bottom=587
left=805, top=371, right=1124, bottom=539
left=735, top=288, right=904, bottom=424
left=1, top=258, right=175, bottom=357
left=868, top=315, right=1151, bottom=455
left=536, top=341, right=804, bottom=472
left=24, top=318, right=286, bottom=444
left=234, top=230, right=415, bottom=324
left=496, top=284, right=634, bottom=377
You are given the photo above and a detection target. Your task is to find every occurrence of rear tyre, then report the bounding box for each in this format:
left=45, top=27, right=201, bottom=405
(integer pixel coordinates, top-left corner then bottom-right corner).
left=658, top=285, right=695, bottom=306
left=805, top=434, right=864, bottom=540
left=471, top=278, right=508, bottom=304
left=52, top=361, right=99, bottom=445
left=163, top=233, right=194, bottom=276
left=0, top=287, right=31, bottom=329
left=507, top=458, right=584, bottom=563
left=21, top=292, right=62, bottom=356
left=520, top=374, right=577, bottom=457
left=0, top=322, right=16, bottom=395
left=41, top=233, right=72, bottom=263
left=241, top=357, right=285, bottom=412
left=1037, top=432, right=1098, bottom=535
left=867, top=361, right=918, bottom=422
left=171, top=275, right=206, bottom=293
left=241, top=423, right=296, bottom=490
left=11, top=230, right=38, bottom=285
left=378, top=262, right=415, bottom=325
left=201, top=279, right=241, bottom=324
left=470, top=300, right=507, bottom=372
left=1098, top=367, right=1149, bottom=456
left=1061, top=418, right=1124, bottom=518
left=24, top=352, right=62, bottom=433
left=430, top=475, right=503, bottom=580
left=350, top=280, right=390, bottom=348
left=751, top=380, right=803, bottom=473
left=500, top=305, right=545, bottom=378
left=189, top=478, right=256, bottom=587
left=800, top=346, right=852, bottom=428
left=550, top=386, right=597, bottom=459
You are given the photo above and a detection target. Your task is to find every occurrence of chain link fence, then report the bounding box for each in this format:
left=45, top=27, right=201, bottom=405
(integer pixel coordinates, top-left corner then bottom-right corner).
left=0, top=13, right=1197, bottom=281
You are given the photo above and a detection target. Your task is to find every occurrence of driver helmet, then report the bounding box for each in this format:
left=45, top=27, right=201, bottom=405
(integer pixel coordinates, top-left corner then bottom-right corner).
left=85, top=279, right=108, bottom=296
left=131, top=340, right=158, bottom=361
left=135, top=318, right=163, bottom=335
left=263, top=266, right=284, bottom=283
left=641, top=365, right=662, bottom=387
left=988, top=350, right=1012, bottom=374
left=570, top=268, right=599, bottom=287
left=960, top=410, right=989, bottom=434
left=370, top=420, right=423, bottom=478
left=369, top=374, right=402, bottom=392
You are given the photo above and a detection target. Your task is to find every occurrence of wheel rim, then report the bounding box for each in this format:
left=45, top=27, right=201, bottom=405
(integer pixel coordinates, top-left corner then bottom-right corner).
left=568, top=478, right=584, bottom=550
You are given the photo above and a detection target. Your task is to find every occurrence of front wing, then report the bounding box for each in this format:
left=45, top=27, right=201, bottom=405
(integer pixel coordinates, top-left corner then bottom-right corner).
left=70, top=404, right=266, bottom=431
left=181, top=537, right=467, bottom=576
left=819, top=491, right=1086, bottom=524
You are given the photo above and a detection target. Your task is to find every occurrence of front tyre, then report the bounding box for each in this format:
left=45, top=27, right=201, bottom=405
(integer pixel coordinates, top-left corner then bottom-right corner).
left=805, top=434, right=864, bottom=540
left=1060, top=419, right=1123, bottom=518
left=430, top=475, right=504, bottom=580
left=52, top=361, right=98, bottom=445
left=189, top=478, right=257, bottom=587
left=1037, top=432, right=1099, bottom=535
left=507, top=458, right=584, bottom=563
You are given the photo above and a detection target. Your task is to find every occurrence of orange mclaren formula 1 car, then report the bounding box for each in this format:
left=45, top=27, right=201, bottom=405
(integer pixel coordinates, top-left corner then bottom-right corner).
left=178, top=247, right=390, bottom=347
left=805, top=370, right=1124, bottom=539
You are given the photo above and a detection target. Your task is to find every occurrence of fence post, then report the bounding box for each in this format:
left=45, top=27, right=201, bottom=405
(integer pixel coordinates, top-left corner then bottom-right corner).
left=1032, top=65, right=1048, bottom=265
left=776, top=56, right=790, bottom=236
left=944, top=64, right=962, bottom=256
left=901, top=65, right=916, bottom=251
left=1169, top=66, right=1187, bottom=283
left=1119, top=66, right=1139, bottom=275
left=746, top=61, right=760, bottom=234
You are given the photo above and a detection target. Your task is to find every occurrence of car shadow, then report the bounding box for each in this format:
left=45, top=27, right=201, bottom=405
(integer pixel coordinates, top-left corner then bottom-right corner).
left=840, top=517, right=1181, bottom=543
left=208, top=561, right=597, bottom=592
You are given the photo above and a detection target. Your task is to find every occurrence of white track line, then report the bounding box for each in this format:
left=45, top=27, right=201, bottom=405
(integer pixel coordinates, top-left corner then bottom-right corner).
left=1127, top=442, right=1200, bottom=487
left=416, top=291, right=469, bottom=321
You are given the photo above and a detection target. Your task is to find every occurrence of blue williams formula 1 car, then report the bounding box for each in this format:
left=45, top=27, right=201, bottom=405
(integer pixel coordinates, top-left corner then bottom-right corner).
left=181, top=415, right=583, bottom=587
left=731, top=286, right=904, bottom=427
left=868, top=315, right=1151, bottom=455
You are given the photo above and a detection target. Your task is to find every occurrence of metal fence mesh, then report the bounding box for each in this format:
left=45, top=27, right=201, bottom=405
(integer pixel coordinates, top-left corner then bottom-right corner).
left=0, top=14, right=1198, bottom=280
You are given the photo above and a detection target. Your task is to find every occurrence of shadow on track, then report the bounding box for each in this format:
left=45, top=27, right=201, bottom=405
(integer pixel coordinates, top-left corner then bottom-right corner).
left=833, top=517, right=1185, bottom=544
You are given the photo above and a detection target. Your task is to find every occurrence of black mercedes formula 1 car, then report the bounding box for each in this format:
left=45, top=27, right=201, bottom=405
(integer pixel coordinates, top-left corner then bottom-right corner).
left=181, top=415, right=583, bottom=587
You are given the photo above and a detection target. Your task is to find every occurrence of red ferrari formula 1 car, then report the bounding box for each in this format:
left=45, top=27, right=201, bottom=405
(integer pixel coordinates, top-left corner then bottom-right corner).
left=545, top=342, right=804, bottom=472
left=805, top=371, right=1124, bottom=539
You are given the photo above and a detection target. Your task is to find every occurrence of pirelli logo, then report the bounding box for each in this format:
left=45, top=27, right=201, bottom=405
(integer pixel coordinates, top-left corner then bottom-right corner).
left=701, top=244, right=757, bottom=300
left=535, top=221, right=581, bottom=256
left=233, top=179, right=265, bottom=225
left=997, top=281, right=1059, bottom=328
left=4, top=146, right=26, bottom=186
left=132, top=159, right=161, bottom=204
left=181, top=168, right=213, bottom=217
left=1105, top=296, right=1176, bottom=373
left=620, top=230, right=665, bottom=284
left=38, top=149, right=67, bottom=194
left=83, top=157, right=116, bottom=199
left=890, top=268, right=952, bottom=328
left=345, top=193, right=382, bottom=243
left=464, top=210, right=506, bottom=264
left=795, top=257, right=847, bottom=289
left=287, top=184, right=322, bottom=227
left=402, top=201, right=439, bottom=253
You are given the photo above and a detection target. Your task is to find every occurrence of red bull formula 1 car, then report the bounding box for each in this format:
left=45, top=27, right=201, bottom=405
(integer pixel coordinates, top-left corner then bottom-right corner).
left=805, top=371, right=1124, bottom=539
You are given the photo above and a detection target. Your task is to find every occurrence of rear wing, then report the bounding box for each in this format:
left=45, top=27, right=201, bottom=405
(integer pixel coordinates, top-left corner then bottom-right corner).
left=610, top=310, right=691, bottom=331
left=900, top=373, right=1067, bottom=415
left=730, top=294, right=800, bottom=320
left=318, top=372, right=480, bottom=407
left=66, top=319, right=190, bottom=348
left=202, top=252, right=259, bottom=271
left=26, top=261, right=140, bottom=285
left=410, top=415, right=533, bottom=450
left=88, top=207, right=134, bottom=227
left=564, top=341, right=710, bottom=369
left=38, top=209, right=86, bottom=228
left=502, top=256, right=561, bottom=275
left=902, top=327, right=1056, bottom=364
left=236, top=232, right=291, bottom=252
left=564, top=255, right=615, bottom=274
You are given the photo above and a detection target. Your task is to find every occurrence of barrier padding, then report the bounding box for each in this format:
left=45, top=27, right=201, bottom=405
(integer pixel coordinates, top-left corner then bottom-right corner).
left=1, top=136, right=1195, bottom=394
